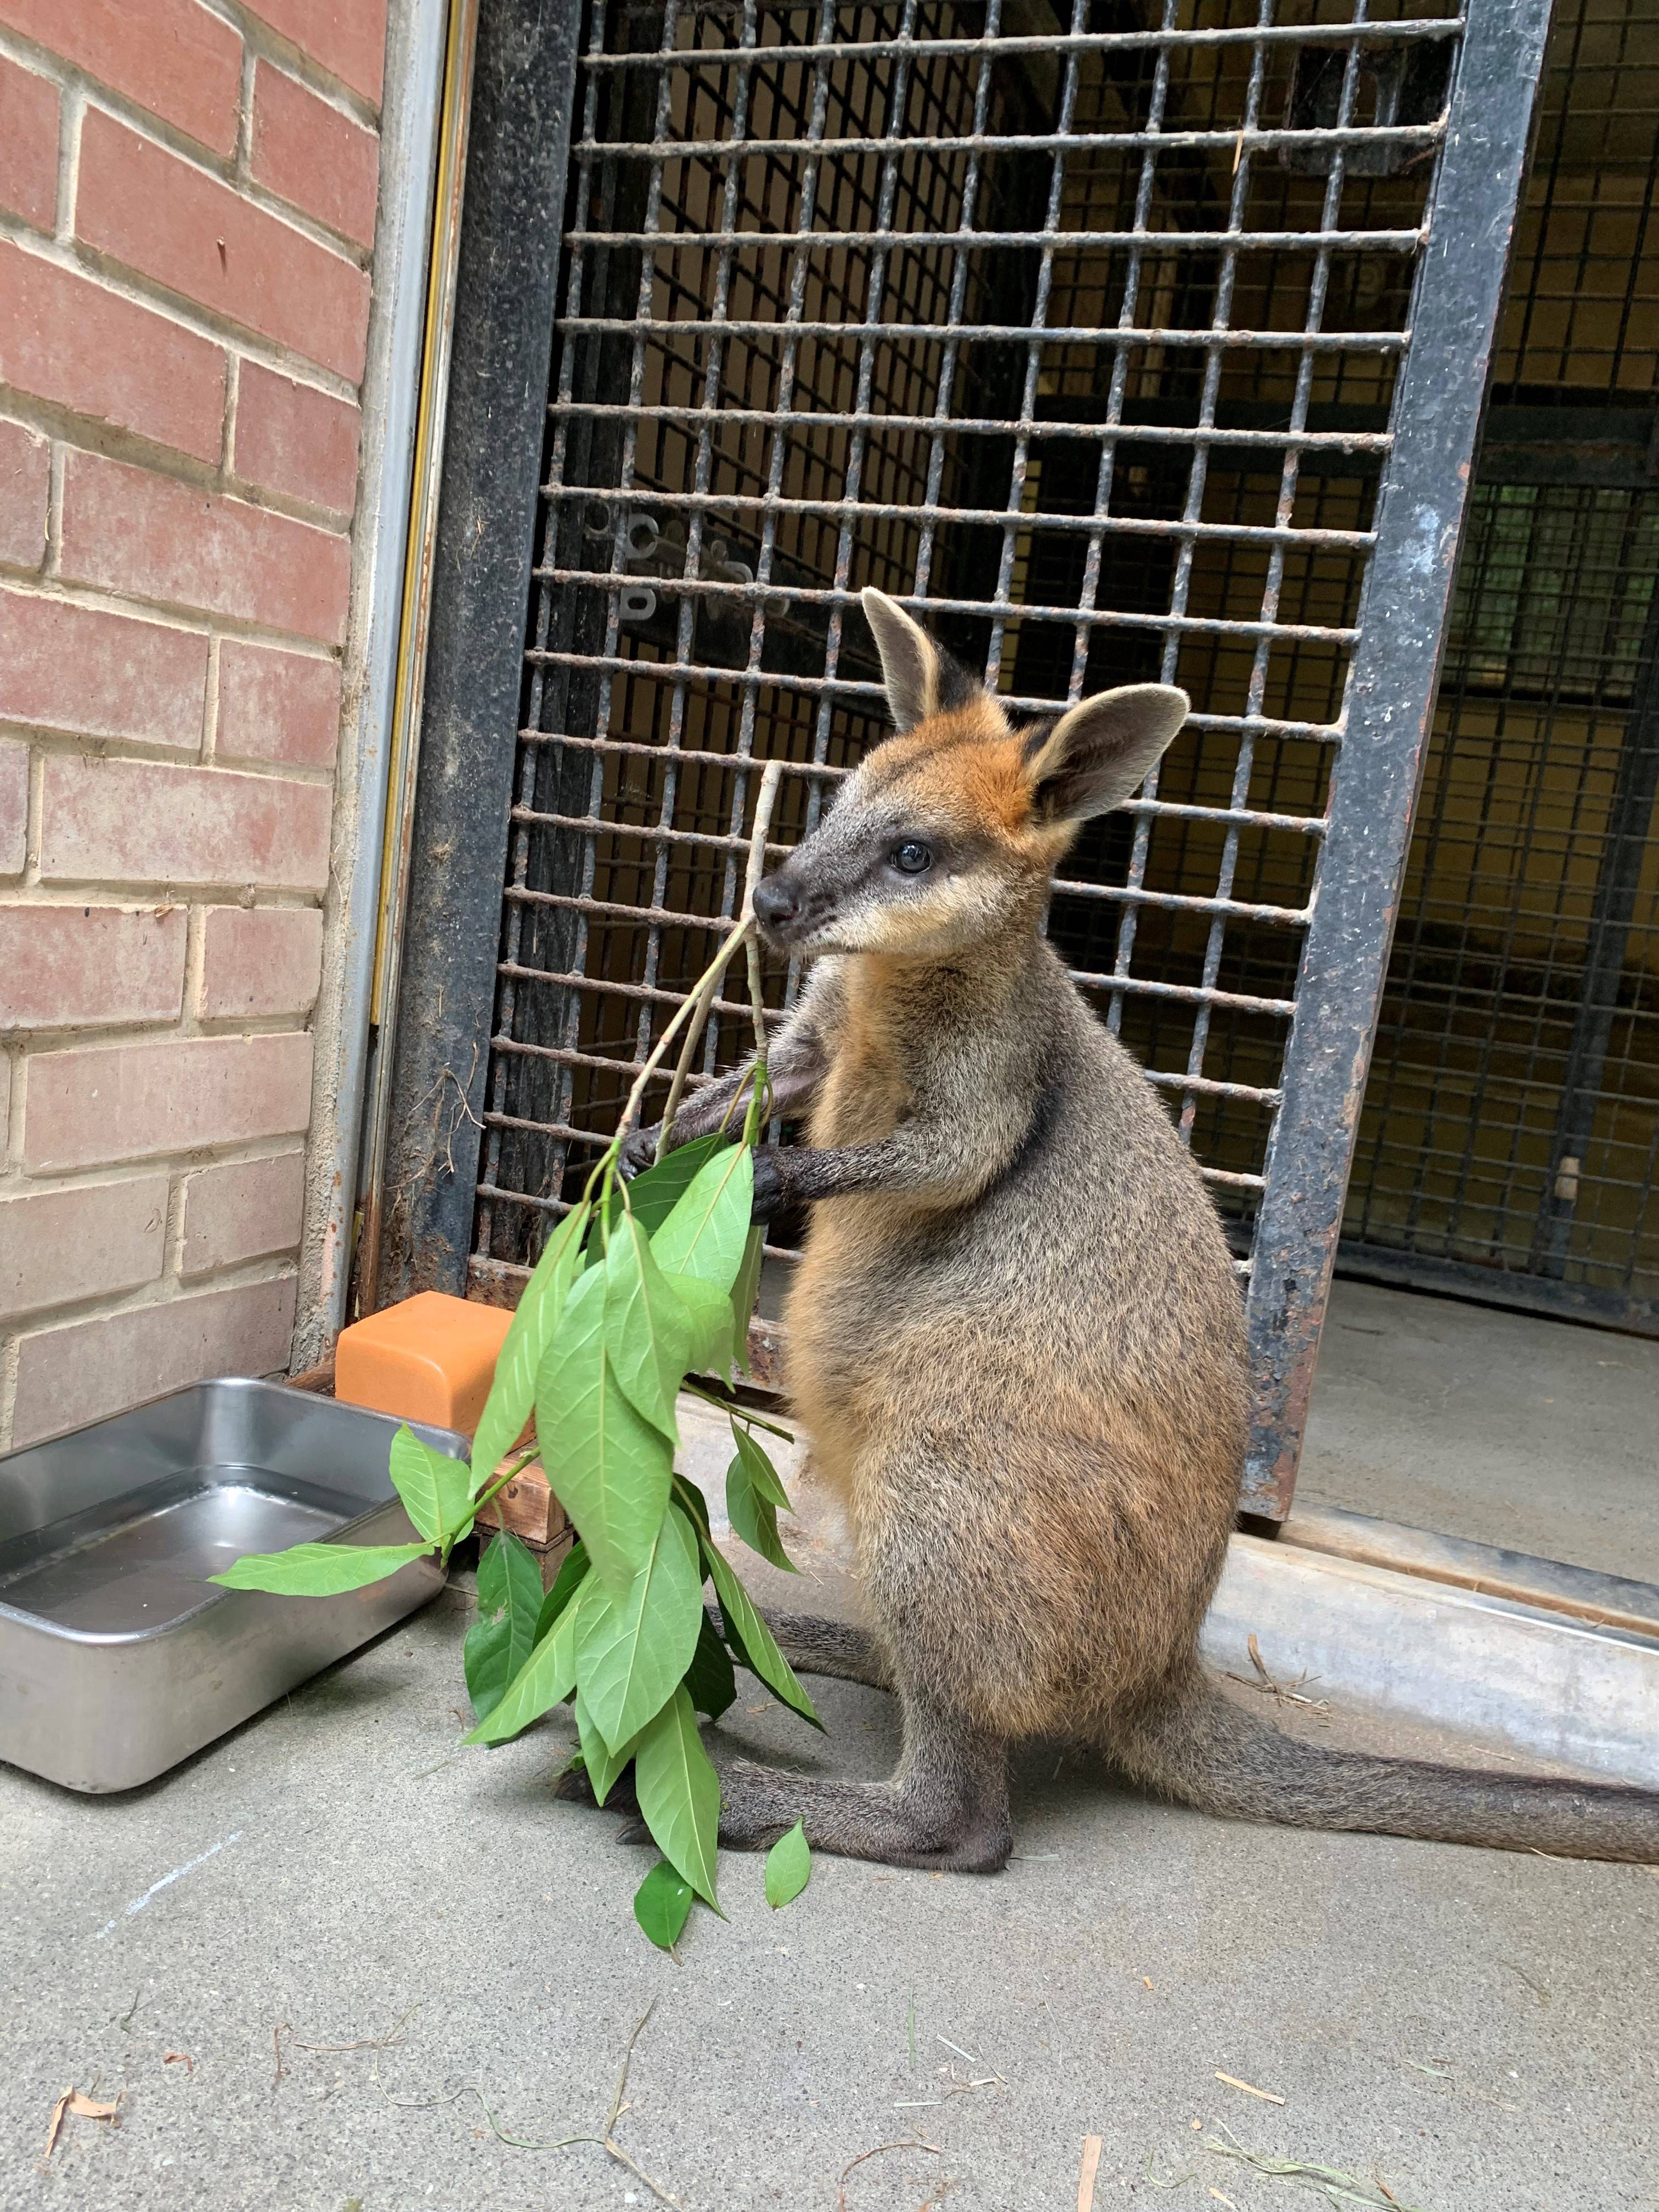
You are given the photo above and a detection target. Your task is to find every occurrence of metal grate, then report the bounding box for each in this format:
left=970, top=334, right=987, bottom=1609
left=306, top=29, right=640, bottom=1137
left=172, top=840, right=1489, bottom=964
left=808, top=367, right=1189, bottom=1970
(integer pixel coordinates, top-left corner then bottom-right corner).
left=461, top=0, right=1544, bottom=1510
left=1343, top=0, right=1659, bottom=1331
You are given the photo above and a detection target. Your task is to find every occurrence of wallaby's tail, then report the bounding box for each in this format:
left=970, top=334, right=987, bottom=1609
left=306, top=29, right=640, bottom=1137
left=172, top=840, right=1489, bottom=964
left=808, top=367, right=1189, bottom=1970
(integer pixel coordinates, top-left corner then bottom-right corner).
left=1114, top=1674, right=1659, bottom=1861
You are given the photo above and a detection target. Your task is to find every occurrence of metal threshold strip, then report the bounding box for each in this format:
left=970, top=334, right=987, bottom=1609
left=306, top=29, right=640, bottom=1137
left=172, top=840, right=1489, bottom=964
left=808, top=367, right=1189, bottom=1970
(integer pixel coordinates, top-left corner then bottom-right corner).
left=1277, top=1504, right=1659, bottom=1646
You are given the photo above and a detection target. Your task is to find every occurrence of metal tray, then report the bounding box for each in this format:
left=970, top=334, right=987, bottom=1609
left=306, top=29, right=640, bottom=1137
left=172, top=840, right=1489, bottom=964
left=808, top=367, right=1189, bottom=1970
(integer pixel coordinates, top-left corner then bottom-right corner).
left=0, top=1379, right=462, bottom=1793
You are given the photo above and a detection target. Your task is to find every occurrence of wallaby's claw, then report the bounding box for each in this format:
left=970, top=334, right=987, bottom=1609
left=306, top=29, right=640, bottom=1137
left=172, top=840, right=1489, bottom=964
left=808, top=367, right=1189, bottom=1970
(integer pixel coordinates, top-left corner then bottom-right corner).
left=553, top=1762, right=600, bottom=1807
left=618, top=1124, right=661, bottom=1180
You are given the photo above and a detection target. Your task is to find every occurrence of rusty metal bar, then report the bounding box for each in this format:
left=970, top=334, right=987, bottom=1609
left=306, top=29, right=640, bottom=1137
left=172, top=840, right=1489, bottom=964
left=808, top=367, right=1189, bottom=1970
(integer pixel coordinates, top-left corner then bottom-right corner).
left=583, top=20, right=1465, bottom=69
left=554, top=312, right=1413, bottom=348
left=545, top=486, right=1376, bottom=549
left=566, top=224, right=1427, bottom=254
left=573, top=125, right=1446, bottom=163
left=532, top=571, right=1360, bottom=640
left=517, top=681, right=1347, bottom=746
left=513, top=790, right=1328, bottom=839
left=546, top=402, right=1397, bottom=453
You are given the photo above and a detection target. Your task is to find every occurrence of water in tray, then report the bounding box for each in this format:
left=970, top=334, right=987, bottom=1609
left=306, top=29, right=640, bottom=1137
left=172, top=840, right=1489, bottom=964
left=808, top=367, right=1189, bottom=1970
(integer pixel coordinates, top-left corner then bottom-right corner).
left=0, top=1466, right=370, bottom=1635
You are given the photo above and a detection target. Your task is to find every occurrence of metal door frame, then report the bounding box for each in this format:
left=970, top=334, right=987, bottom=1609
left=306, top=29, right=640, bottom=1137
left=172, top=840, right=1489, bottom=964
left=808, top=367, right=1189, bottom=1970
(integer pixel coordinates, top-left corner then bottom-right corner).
left=371, top=0, right=1551, bottom=1520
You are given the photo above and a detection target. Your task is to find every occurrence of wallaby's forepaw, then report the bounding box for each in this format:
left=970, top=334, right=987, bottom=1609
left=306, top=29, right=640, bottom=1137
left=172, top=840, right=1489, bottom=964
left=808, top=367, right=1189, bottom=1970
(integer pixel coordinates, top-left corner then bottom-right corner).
left=618, top=1124, right=661, bottom=1181
left=750, top=1147, right=786, bottom=1223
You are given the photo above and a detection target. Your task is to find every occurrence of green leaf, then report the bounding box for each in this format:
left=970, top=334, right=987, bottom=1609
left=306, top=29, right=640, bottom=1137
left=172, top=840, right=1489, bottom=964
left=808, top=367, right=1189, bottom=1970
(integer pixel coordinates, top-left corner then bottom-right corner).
left=729, top=1222, right=764, bottom=1375
left=575, top=1691, right=641, bottom=1807
left=209, top=1541, right=431, bottom=1595
left=607, top=1133, right=726, bottom=1242
left=683, top=1607, right=737, bottom=1721
left=672, top=1474, right=713, bottom=1544
left=651, top=1142, right=754, bottom=1294
left=389, top=1425, right=473, bottom=1545
left=464, top=1580, right=585, bottom=1745
left=535, top=1539, right=589, bottom=1639
left=574, top=1505, right=704, bottom=1750
left=633, top=1860, right=695, bottom=1951
left=469, top=1202, right=590, bottom=1497
left=666, top=1271, right=735, bottom=1377
left=633, top=1685, right=722, bottom=1908
left=537, top=1265, right=674, bottom=1600
left=464, top=1530, right=546, bottom=1722
left=725, top=1453, right=798, bottom=1574
left=732, top=1423, right=791, bottom=1509
left=702, top=1540, right=822, bottom=1730
left=603, top=1211, right=693, bottom=1443
left=764, top=1819, right=811, bottom=1909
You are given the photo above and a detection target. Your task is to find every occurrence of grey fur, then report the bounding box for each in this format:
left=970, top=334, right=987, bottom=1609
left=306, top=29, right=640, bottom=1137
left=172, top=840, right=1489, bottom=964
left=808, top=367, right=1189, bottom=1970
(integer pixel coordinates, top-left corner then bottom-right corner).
left=622, top=615, right=1659, bottom=1872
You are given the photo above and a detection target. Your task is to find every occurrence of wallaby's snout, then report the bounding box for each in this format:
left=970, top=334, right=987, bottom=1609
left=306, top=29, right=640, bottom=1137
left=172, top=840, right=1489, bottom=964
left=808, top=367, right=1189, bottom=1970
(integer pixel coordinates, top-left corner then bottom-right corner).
left=752, top=867, right=804, bottom=943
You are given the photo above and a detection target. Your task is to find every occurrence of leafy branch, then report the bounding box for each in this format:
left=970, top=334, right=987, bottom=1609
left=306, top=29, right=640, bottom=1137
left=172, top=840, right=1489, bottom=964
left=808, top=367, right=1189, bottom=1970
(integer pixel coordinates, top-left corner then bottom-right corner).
left=211, top=761, right=815, bottom=1940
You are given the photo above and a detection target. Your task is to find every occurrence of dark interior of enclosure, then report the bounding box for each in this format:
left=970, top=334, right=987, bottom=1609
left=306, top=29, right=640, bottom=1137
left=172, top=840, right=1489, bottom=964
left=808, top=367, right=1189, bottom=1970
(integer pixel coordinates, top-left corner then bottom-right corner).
left=1341, top=0, right=1659, bottom=1330
left=470, top=0, right=1465, bottom=1306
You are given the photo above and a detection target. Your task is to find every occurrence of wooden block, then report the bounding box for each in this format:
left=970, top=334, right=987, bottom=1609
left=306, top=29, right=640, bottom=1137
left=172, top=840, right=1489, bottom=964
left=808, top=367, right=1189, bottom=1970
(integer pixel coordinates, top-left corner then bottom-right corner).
left=476, top=1455, right=569, bottom=1549
left=747, top=1315, right=786, bottom=1392
left=476, top=1459, right=573, bottom=1592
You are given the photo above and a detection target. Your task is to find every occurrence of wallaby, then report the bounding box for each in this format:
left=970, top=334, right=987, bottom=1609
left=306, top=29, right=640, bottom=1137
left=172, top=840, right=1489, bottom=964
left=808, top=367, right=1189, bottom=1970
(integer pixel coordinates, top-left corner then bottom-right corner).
left=608, top=586, right=1659, bottom=1872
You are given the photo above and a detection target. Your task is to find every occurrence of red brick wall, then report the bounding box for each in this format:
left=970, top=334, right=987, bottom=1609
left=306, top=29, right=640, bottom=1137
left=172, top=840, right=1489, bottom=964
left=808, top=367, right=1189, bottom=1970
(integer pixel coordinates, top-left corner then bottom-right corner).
left=0, top=0, right=388, bottom=1446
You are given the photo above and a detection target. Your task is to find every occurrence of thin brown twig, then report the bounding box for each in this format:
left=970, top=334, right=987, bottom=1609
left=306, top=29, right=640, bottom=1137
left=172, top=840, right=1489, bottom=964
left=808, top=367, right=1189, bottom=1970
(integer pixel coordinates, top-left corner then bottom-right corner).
left=291, top=2004, right=420, bottom=2055
left=658, top=755, right=785, bottom=1157
left=272, top=2023, right=288, bottom=2092
left=743, top=758, right=785, bottom=1062
left=838, top=2137, right=943, bottom=2211
left=531, top=2006, right=680, bottom=2207
left=655, top=926, right=753, bottom=1158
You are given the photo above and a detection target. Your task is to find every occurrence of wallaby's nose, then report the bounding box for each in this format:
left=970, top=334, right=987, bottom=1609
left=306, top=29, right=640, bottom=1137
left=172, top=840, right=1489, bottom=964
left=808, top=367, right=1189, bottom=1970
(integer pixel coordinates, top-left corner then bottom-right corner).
left=753, top=872, right=799, bottom=929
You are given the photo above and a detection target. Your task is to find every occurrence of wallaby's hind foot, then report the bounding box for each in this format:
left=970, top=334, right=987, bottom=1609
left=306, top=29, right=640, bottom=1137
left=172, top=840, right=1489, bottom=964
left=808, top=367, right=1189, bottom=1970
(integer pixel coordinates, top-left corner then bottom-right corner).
left=554, top=1762, right=640, bottom=1817
left=759, top=1610, right=893, bottom=1690
left=710, top=1701, right=1011, bottom=1871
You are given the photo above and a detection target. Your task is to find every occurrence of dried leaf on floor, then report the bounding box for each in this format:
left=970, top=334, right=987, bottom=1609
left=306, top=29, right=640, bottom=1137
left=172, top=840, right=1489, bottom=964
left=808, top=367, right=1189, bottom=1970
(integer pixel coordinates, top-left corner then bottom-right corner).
left=162, top=2051, right=194, bottom=2073
left=43, top=2087, right=122, bottom=2159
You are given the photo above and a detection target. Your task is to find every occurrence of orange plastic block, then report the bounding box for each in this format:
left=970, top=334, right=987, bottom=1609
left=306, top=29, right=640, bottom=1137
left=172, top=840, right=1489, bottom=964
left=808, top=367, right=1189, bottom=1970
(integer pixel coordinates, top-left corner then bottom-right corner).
left=334, top=1292, right=513, bottom=1437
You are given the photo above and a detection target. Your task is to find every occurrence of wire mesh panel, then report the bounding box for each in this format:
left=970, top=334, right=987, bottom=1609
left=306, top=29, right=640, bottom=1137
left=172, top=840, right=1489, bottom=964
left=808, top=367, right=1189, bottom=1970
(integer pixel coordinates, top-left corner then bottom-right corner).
left=1344, top=0, right=1659, bottom=1330
left=467, top=0, right=1546, bottom=1510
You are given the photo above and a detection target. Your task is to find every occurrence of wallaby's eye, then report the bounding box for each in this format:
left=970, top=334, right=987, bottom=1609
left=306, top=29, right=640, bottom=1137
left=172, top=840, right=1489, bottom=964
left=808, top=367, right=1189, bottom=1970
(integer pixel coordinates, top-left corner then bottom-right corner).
left=893, top=840, right=933, bottom=876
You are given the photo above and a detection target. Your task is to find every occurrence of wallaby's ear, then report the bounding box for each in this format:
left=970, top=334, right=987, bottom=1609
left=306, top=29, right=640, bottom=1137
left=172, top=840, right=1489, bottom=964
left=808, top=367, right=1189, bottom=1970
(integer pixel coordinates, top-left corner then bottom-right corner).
left=1023, top=684, right=1189, bottom=822
left=862, top=588, right=946, bottom=733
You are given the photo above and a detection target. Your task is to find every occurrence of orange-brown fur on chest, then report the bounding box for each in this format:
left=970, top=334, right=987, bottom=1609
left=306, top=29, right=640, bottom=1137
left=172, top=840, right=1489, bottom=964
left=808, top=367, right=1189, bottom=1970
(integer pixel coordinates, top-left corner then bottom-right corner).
left=807, top=961, right=912, bottom=1151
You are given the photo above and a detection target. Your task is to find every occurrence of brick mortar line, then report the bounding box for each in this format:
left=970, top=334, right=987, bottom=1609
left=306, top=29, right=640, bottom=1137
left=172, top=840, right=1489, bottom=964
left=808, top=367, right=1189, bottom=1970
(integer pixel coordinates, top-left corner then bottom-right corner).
left=0, top=729, right=338, bottom=791
left=0, top=404, right=360, bottom=554
left=0, top=214, right=367, bottom=410
left=0, top=382, right=362, bottom=531
left=2, top=1136, right=307, bottom=1206
left=6, top=1257, right=302, bottom=1351
left=180, top=901, right=208, bottom=1031
left=4, top=1010, right=315, bottom=1055
left=198, top=0, right=386, bottom=131
left=0, top=21, right=382, bottom=238
left=71, top=88, right=378, bottom=269
left=0, top=887, right=326, bottom=911
left=0, top=571, right=346, bottom=657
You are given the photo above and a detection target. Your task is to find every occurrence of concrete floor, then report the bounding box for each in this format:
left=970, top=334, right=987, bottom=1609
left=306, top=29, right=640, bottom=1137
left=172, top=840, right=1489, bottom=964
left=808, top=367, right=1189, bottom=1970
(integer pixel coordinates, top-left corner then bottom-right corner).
left=4, top=1288, right=1658, bottom=2210
left=5, top=1577, right=1659, bottom=2212
left=1299, top=1279, right=1659, bottom=1584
